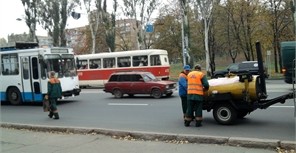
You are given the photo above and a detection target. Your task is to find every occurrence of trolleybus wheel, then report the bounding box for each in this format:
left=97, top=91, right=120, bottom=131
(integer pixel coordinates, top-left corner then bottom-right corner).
left=113, top=89, right=123, bottom=98
left=151, top=88, right=162, bottom=99
left=213, top=103, right=237, bottom=125
left=7, top=87, right=22, bottom=105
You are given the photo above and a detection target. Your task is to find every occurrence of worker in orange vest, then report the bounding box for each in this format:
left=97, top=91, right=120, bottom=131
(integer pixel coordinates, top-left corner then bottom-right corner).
left=185, top=64, right=209, bottom=127
left=178, top=65, right=191, bottom=123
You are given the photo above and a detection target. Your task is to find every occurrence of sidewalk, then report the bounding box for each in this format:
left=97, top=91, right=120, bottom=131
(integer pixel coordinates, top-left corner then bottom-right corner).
left=1, top=127, right=279, bottom=153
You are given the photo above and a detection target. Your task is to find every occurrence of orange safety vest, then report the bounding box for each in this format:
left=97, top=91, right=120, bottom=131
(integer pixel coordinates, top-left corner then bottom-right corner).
left=49, top=78, right=60, bottom=84
left=178, top=73, right=187, bottom=80
left=187, top=71, right=204, bottom=95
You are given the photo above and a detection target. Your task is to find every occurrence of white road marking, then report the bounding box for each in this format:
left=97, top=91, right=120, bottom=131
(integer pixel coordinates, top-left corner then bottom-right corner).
left=108, top=103, right=148, bottom=106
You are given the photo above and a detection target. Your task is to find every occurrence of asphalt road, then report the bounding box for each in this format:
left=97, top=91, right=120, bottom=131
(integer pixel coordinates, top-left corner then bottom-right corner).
left=1, top=80, right=295, bottom=141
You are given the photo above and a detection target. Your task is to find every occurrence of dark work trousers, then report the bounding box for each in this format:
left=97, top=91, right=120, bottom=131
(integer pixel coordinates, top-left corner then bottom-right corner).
left=49, top=98, right=58, bottom=112
left=186, top=100, right=202, bottom=120
left=180, top=96, right=187, bottom=117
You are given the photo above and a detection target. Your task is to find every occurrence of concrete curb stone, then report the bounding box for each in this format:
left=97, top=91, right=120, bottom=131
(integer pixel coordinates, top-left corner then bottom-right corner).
left=228, top=137, right=280, bottom=149
left=280, top=141, right=296, bottom=150
left=1, top=122, right=294, bottom=150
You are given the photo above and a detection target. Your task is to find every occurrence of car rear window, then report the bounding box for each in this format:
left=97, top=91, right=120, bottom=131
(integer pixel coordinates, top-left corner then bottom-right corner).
left=131, top=75, right=142, bottom=81
left=109, top=75, right=119, bottom=82
left=118, top=75, right=132, bottom=81
left=239, top=63, right=258, bottom=69
left=109, top=74, right=144, bottom=82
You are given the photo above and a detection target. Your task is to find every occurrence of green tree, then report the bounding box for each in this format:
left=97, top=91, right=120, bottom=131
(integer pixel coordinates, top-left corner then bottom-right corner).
left=103, top=0, right=117, bottom=52
left=263, top=0, right=294, bottom=73
left=39, top=0, right=79, bottom=47
left=83, top=0, right=104, bottom=53
left=122, top=0, right=159, bottom=49
left=193, top=0, right=216, bottom=75
left=21, top=0, right=40, bottom=43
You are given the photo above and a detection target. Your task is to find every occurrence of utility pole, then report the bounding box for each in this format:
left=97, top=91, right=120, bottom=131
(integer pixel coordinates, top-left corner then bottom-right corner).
left=180, top=0, right=190, bottom=66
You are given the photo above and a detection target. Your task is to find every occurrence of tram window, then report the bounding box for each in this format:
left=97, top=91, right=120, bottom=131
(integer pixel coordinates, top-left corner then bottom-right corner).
left=78, top=60, right=88, bottom=69
left=117, top=57, right=131, bottom=67
left=150, top=55, right=161, bottom=66
left=132, top=55, right=147, bottom=67
left=90, top=59, right=101, bottom=69
left=103, top=58, right=115, bottom=68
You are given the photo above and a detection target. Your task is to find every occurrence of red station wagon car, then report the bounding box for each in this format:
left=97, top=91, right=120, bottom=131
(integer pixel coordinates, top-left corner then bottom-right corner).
left=103, top=71, right=177, bottom=98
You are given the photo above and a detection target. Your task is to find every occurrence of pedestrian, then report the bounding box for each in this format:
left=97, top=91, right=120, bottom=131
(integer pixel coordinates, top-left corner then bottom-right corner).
left=47, top=71, right=62, bottom=119
left=184, top=64, right=209, bottom=127
left=178, top=65, right=191, bottom=123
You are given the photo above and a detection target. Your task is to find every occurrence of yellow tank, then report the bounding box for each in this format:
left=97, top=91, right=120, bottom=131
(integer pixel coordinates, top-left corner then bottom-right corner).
left=206, top=75, right=261, bottom=101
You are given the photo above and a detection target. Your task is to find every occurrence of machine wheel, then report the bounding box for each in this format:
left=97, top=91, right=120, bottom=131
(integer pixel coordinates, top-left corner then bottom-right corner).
left=113, top=89, right=123, bottom=98
left=213, top=103, right=237, bottom=125
left=7, top=87, right=22, bottom=105
left=237, top=110, right=249, bottom=119
left=151, top=88, right=162, bottom=99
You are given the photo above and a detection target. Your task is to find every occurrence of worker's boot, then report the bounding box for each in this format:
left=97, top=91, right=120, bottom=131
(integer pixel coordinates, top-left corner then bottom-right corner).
left=48, top=111, right=53, bottom=118
left=195, top=120, right=202, bottom=127
left=53, top=113, right=59, bottom=120
left=184, top=120, right=191, bottom=127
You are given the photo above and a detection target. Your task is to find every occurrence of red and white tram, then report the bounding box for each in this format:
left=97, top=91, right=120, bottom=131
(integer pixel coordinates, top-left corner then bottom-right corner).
left=76, top=49, right=170, bottom=87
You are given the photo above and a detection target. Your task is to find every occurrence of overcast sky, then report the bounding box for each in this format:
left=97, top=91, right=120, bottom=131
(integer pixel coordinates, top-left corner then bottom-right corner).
left=0, top=0, right=91, bottom=40
left=0, top=0, right=167, bottom=40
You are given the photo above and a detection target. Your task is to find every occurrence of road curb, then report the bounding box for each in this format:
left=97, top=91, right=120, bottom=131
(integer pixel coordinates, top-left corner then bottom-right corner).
left=1, top=122, right=295, bottom=150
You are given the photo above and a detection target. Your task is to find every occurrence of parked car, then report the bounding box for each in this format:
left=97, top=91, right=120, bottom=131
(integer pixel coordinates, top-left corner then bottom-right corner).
left=212, top=61, right=269, bottom=78
left=103, top=71, right=177, bottom=98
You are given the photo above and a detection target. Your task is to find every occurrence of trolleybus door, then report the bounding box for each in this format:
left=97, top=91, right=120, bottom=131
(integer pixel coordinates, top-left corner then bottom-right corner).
left=21, top=56, right=42, bottom=102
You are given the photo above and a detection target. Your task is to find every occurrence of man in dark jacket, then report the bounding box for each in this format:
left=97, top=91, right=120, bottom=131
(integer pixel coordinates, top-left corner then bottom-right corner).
left=178, top=65, right=191, bottom=123
left=47, top=71, right=62, bottom=119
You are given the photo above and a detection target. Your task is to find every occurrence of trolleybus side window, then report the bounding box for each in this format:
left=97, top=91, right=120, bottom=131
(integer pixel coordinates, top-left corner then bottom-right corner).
left=1, top=53, right=19, bottom=75
left=22, top=57, right=30, bottom=79
left=150, top=55, right=161, bottom=66
left=132, top=55, right=147, bottom=67
left=103, top=58, right=115, bottom=68
left=117, top=57, right=131, bottom=67
left=32, top=57, right=39, bottom=79
left=90, top=59, right=101, bottom=69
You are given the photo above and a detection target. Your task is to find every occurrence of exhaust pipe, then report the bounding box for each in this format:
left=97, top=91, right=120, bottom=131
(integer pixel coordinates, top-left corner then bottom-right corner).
left=255, top=42, right=267, bottom=97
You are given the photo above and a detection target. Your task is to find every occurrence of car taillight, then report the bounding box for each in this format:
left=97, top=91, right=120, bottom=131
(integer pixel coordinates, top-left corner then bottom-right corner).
left=282, top=68, right=286, bottom=74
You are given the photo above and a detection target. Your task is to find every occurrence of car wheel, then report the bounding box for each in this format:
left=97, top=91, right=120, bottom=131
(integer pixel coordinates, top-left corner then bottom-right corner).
left=213, top=103, right=237, bottom=125
left=151, top=88, right=162, bottom=99
left=113, top=89, right=123, bottom=98
left=7, top=87, right=22, bottom=105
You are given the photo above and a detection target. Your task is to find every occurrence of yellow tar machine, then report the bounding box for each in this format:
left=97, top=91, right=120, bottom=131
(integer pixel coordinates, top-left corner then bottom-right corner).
left=203, top=42, right=294, bottom=125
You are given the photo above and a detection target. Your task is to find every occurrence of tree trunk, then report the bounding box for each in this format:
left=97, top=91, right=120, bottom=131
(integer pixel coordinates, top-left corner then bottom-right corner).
left=204, top=19, right=211, bottom=75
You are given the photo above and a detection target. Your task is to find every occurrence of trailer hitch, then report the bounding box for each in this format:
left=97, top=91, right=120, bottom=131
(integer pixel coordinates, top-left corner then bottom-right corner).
left=258, top=92, right=294, bottom=109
